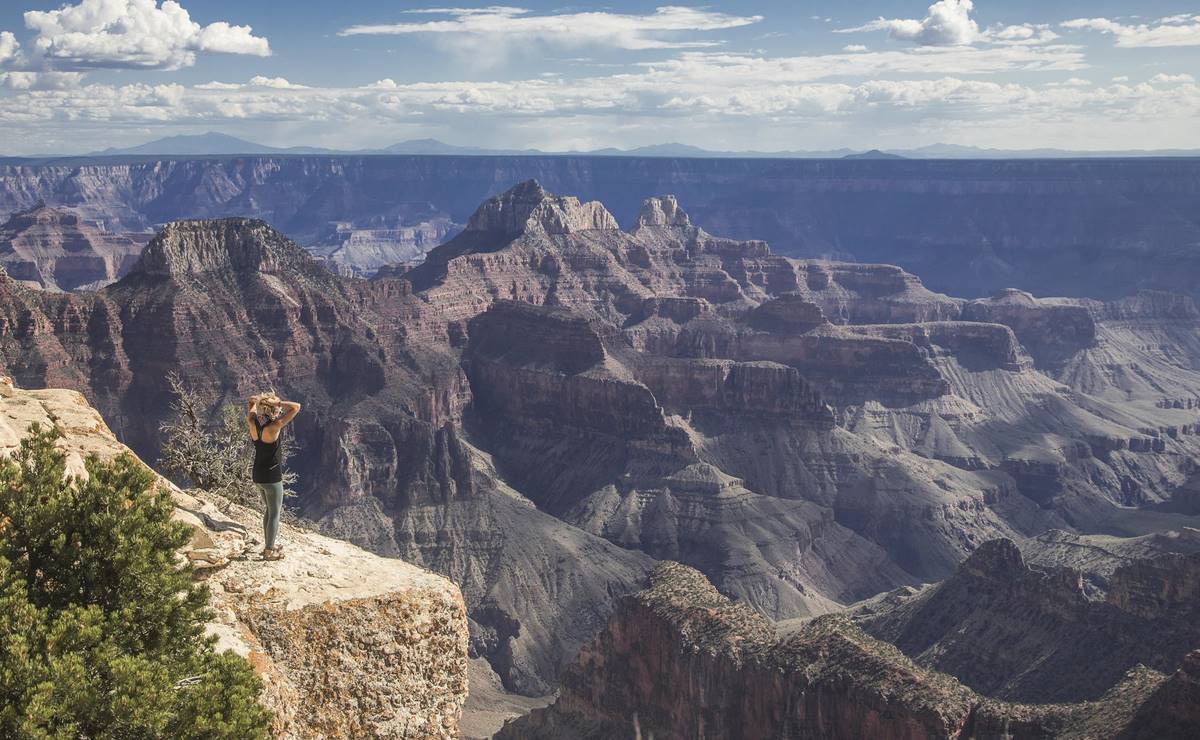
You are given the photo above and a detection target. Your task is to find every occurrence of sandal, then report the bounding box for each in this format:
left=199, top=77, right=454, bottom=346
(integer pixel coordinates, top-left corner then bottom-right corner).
left=263, top=547, right=284, bottom=561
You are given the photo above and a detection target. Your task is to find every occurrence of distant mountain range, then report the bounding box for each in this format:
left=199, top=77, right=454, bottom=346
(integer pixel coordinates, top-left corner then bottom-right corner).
left=77, top=131, right=1200, bottom=160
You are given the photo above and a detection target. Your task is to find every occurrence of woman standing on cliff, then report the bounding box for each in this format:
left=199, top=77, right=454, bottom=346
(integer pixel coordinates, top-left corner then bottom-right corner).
left=247, top=393, right=301, bottom=561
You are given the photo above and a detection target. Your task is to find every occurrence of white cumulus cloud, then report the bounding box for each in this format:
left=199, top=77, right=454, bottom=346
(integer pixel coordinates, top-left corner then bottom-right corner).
left=0, top=31, right=19, bottom=65
left=1062, top=14, right=1200, bottom=47
left=987, top=24, right=1059, bottom=45
left=837, top=0, right=979, bottom=47
left=22, top=0, right=270, bottom=71
left=339, top=5, right=762, bottom=51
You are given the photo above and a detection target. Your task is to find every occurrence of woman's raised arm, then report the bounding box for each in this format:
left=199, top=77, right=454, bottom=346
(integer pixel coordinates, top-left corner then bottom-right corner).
left=275, top=400, right=301, bottom=428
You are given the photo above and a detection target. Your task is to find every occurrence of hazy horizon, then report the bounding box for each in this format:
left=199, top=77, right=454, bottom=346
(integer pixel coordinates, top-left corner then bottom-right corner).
left=1, top=1, right=1198, bottom=155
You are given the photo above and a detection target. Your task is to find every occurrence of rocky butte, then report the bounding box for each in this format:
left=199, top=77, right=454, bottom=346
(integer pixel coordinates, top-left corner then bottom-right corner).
left=0, top=180, right=1199, bottom=735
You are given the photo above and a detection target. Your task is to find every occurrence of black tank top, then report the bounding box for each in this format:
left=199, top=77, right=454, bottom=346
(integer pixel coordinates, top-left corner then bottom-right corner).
left=251, top=417, right=283, bottom=484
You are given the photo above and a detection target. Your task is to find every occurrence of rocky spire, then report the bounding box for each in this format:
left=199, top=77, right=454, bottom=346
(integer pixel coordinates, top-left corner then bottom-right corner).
left=465, top=179, right=618, bottom=236
left=635, top=195, right=691, bottom=228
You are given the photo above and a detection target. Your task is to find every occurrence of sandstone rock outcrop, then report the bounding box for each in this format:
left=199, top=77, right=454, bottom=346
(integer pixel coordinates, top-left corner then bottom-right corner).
left=0, top=202, right=147, bottom=291
left=499, top=562, right=1191, bottom=739
left=0, top=379, right=469, bottom=739
left=853, top=538, right=1200, bottom=704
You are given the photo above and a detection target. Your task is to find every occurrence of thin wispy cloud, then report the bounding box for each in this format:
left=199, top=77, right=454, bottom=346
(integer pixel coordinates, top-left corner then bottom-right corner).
left=339, top=5, right=763, bottom=51
left=1062, top=14, right=1200, bottom=48
left=1, top=47, right=1188, bottom=128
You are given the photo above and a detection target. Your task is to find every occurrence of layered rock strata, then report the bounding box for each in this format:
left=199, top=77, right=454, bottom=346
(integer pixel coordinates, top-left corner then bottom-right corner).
left=2, top=156, right=1199, bottom=300
left=0, top=203, right=147, bottom=291
left=3, top=180, right=1200, bottom=713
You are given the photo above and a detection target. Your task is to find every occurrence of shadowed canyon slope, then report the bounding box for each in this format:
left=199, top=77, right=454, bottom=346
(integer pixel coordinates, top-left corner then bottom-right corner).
left=500, top=561, right=1197, bottom=740
left=1, top=180, right=1200, bottom=731
left=1, top=156, right=1198, bottom=297
left=853, top=538, right=1200, bottom=704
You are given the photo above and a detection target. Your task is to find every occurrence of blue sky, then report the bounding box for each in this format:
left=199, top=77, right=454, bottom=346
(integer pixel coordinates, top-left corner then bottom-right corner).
left=0, top=1, right=1198, bottom=154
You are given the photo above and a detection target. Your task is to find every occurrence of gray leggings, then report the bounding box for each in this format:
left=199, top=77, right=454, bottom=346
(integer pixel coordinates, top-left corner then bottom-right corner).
left=257, top=481, right=284, bottom=550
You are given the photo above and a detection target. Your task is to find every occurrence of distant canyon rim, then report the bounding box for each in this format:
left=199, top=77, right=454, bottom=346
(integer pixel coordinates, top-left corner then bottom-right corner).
left=1, top=155, right=1198, bottom=296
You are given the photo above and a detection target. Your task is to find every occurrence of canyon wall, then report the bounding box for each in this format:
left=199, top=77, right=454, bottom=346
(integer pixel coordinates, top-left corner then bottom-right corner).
left=3, top=180, right=1200, bottom=718
left=499, top=561, right=1184, bottom=739
left=0, top=156, right=1197, bottom=297
left=853, top=538, right=1200, bottom=704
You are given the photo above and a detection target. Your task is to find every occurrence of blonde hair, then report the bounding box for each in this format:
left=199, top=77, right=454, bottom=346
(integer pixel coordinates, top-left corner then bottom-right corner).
left=253, top=391, right=283, bottom=421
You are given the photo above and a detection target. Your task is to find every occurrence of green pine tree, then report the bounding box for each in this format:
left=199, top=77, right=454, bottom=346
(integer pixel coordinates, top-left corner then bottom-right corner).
left=0, top=424, right=271, bottom=739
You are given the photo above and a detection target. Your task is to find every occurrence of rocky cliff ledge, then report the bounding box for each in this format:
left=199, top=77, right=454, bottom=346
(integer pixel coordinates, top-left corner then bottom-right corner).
left=854, top=538, right=1200, bottom=704
left=0, top=377, right=469, bottom=739
left=499, top=561, right=1199, bottom=739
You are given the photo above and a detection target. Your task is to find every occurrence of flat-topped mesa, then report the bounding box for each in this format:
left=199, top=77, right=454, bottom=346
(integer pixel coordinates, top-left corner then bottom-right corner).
left=636, top=357, right=835, bottom=427
left=748, top=293, right=830, bottom=333
left=465, top=179, right=618, bottom=237
left=962, top=289, right=1097, bottom=368
left=1092, top=289, right=1200, bottom=321
left=127, top=218, right=329, bottom=281
left=794, top=261, right=964, bottom=325
left=849, top=321, right=1033, bottom=372
left=633, top=195, right=692, bottom=229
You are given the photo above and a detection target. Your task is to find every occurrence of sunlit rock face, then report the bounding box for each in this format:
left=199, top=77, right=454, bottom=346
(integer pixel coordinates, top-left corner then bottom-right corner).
left=0, top=202, right=147, bottom=291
